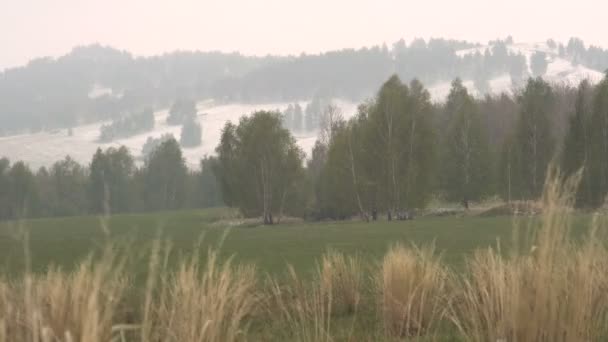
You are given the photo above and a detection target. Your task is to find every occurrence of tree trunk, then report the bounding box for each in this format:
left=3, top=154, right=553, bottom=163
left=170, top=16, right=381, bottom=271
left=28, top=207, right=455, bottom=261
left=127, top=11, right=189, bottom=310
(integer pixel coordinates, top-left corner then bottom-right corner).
left=277, top=189, right=288, bottom=224
left=347, top=128, right=369, bottom=222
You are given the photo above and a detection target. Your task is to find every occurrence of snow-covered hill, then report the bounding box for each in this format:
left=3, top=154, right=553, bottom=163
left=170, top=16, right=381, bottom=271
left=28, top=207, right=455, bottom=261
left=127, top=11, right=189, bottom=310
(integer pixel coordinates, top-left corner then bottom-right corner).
left=0, top=42, right=605, bottom=169
left=427, top=41, right=605, bottom=101
left=0, top=99, right=359, bottom=170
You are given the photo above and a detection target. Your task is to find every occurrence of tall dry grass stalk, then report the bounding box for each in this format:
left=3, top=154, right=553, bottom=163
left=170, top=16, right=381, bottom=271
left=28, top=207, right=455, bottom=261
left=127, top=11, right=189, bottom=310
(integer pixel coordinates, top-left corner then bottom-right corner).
left=450, top=168, right=608, bottom=341
left=140, top=247, right=258, bottom=342
left=377, top=243, right=450, bottom=339
left=0, top=246, right=128, bottom=342
left=268, top=250, right=362, bottom=342
left=269, top=264, right=334, bottom=342
left=319, top=250, right=363, bottom=315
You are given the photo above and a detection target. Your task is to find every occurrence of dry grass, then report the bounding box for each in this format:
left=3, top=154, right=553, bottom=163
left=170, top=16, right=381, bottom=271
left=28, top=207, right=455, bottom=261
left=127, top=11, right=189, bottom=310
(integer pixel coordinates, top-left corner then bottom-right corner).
left=450, top=168, right=608, bottom=342
left=0, top=239, right=258, bottom=342
left=377, top=243, right=451, bottom=339
left=3, top=169, right=608, bottom=341
left=268, top=264, right=334, bottom=342
left=318, top=250, right=363, bottom=315
left=140, top=246, right=259, bottom=342
left=0, top=246, right=128, bottom=342
left=266, top=250, right=363, bottom=342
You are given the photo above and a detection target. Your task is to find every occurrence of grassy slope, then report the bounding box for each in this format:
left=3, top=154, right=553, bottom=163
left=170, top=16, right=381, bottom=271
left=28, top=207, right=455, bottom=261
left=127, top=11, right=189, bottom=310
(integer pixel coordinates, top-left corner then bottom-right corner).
left=0, top=208, right=592, bottom=277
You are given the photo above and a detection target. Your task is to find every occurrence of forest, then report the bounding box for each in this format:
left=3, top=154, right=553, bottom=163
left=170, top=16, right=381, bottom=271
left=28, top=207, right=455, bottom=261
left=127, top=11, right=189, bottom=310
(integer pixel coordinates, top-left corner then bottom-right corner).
left=1, top=72, right=607, bottom=222
left=1, top=37, right=607, bottom=135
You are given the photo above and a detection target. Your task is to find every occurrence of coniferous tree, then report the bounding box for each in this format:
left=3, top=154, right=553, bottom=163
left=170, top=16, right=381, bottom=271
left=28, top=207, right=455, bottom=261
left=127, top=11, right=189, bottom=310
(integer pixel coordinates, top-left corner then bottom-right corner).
left=588, top=74, right=608, bottom=206
left=48, top=156, right=87, bottom=216
left=180, top=118, right=203, bottom=147
left=195, top=157, right=223, bottom=208
left=167, top=99, right=197, bottom=125
left=531, top=51, right=549, bottom=77
left=143, top=138, right=188, bottom=211
left=441, top=79, right=492, bottom=208
left=0, top=158, right=10, bottom=219
left=282, top=104, right=295, bottom=130
left=293, top=104, right=303, bottom=132
left=561, top=80, right=592, bottom=206
left=7, top=161, right=38, bottom=219
left=88, top=146, right=135, bottom=214
left=511, top=78, right=555, bottom=199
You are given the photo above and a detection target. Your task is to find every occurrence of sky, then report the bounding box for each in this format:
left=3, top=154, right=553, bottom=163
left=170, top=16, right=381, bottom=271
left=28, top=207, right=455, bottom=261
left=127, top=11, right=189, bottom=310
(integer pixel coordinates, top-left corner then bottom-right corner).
left=1, top=0, right=607, bottom=70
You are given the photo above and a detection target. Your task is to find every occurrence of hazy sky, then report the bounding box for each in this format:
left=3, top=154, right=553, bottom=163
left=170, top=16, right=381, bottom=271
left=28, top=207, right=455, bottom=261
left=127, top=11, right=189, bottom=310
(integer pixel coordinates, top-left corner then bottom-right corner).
left=1, top=0, right=607, bottom=70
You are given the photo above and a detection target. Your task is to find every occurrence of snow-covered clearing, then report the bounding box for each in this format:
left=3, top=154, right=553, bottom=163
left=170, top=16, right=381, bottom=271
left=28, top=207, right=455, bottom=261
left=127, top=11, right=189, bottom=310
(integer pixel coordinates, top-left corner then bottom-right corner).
left=0, top=100, right=359, bottom=170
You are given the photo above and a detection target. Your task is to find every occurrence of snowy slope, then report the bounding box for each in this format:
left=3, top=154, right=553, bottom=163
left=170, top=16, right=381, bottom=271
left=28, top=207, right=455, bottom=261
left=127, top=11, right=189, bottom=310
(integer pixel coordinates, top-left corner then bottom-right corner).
left=0, top=100, right=359, bottom=170
left=427, top=42, right=605, bottom=101
left=0, top=42, right=605, bottom=169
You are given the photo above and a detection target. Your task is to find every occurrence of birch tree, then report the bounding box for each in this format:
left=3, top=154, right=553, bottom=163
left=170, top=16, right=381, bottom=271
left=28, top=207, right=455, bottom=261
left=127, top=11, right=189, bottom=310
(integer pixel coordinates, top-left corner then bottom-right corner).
left=214, top=111, right=305, bottom=224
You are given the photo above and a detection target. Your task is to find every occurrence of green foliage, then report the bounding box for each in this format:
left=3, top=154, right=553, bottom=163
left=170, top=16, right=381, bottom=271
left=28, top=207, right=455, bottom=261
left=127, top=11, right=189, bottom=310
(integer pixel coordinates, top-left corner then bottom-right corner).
left=315, top=122, right=359, bottom=219
left=561, top=81, right=593, bottom=206
left=167, top=99, right=197, bottom=125
left=440, top=79, right=492, bottom=205
left=99, top=107, right=154, bottom=142
left=317, top=75, right=436, bottom=220
left=214, top=111, right=305, bottom=224
left=7, top=161, right=38, bottom=218
left=506, top=78, right=555, bottom=199
left=365, top=76, right=436, bottom=210
left=46, top=156, right=88, bottom=216
left=587, top=75, right=608, bottom=206
left=142, top=137, right=188, bottom=211
left=180, top=118, right=203, bottom=147
left=0, top=158, right=11, bottom=219
left=194, top=157, right=223, bottom=208
left=87, top=146, right=135, bottom=214
left=141, top=133, right=175, bottom=161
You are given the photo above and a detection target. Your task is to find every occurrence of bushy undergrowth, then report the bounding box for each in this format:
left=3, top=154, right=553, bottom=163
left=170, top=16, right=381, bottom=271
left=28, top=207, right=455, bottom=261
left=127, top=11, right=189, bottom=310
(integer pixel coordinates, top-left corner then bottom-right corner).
left=2, top=171, right=608, bottom=341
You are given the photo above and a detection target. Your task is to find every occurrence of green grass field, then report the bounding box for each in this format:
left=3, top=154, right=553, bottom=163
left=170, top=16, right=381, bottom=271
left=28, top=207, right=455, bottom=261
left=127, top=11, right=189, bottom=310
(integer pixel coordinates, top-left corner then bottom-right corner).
left=1, top=207, right=606, bottom=341
left=0, top=208, right=593, bottom=277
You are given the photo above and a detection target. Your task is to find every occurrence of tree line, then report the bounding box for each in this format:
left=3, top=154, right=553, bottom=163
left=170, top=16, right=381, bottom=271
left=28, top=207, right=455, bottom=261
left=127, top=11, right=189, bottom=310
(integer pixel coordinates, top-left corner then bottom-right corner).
left=0, top=139, right=221, bottom=220
left=215, top=73, right=608, bottom=223
left=2, top=72, right=608, bottom=222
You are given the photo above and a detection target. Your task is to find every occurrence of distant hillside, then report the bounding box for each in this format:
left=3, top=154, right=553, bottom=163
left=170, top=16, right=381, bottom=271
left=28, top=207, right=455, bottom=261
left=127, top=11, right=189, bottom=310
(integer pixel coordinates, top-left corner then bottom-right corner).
left=1, top=37, right=607, bottom=135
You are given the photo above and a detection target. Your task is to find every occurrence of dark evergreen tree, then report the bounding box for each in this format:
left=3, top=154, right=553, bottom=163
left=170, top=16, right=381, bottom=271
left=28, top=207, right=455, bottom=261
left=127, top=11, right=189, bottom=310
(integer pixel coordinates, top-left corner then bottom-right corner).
left=587, top=74, right=608, bottom=206
left=180, top=118, right=203, bottom=147
left=143, top=137, right=188, bottom=211
left=441, top=79, right=492, bottom=207
left=511, top=78, right=556, bottom=199
left=8, top=161, right=38, bottom=219
left=167, top=99, right=197, bottom=125
left=87, top=146, right=135, bottom=214
left=561, top=81, right=593, bottom=206
left=292, top=104, right=303, bottom=132
left=531, top=51, right=549, bottom=77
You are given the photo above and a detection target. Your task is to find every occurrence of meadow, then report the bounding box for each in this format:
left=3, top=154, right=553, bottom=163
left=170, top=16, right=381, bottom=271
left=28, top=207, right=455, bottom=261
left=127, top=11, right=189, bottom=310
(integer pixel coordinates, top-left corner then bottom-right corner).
left=0, top=207, right=588, bottom=276
left=1, top=179, right=608, bottom=341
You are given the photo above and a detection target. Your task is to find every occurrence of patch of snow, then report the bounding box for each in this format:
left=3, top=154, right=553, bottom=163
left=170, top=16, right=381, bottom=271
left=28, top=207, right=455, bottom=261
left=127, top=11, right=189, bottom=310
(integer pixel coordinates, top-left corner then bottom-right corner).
left=0, top=99, right=359, bottom=170
left=87, top=84, right=114, bottom=99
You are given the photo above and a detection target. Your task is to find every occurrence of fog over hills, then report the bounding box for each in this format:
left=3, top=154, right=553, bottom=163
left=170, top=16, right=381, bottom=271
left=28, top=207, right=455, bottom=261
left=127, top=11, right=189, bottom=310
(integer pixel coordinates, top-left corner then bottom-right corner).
left=1, top=37, right=607, bottom=168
